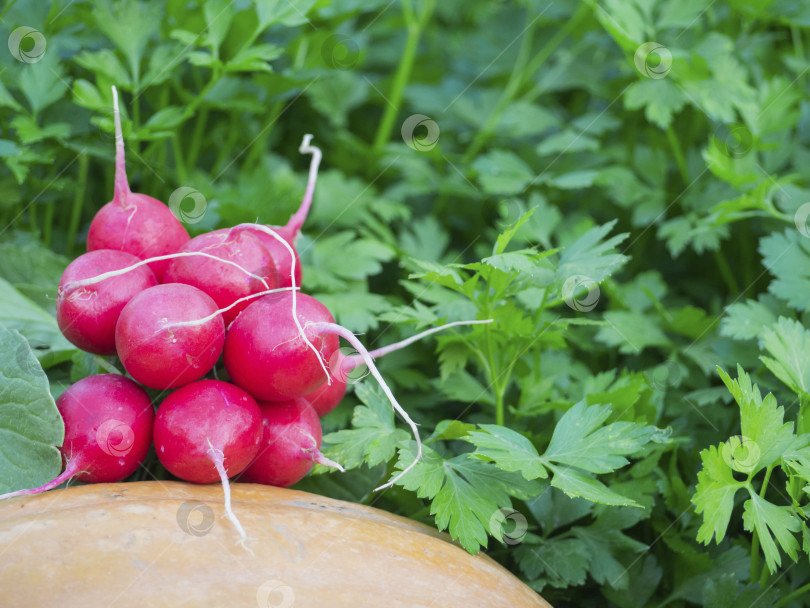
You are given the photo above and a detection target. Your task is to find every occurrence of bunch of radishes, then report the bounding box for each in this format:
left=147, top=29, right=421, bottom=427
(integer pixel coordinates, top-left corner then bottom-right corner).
left=2, top=87, right=487, bottom=543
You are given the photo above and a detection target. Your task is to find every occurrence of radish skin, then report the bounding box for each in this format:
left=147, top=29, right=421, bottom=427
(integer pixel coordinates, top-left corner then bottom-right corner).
left=115, top=284, right=225, bottom=389
left=163, top=228, right=278, bottom=325
left=56, top=249, right=157, bottom=355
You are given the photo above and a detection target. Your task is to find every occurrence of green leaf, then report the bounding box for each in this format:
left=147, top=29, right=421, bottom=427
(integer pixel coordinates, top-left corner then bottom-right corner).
left=543, top=401, right=656, bottom=474
left=492, top=208, right=536, bottom=255
left=515, top=538, right=590, bottom=588
left=311, top=292, right=390, bottom=333
left=0, top=239, right=69, bottom=313
left=472, top=150, right=534, bottom=195
left=202, top=0, right=234, bottom=52
left=759, top=229, right=810, bottom=311
left=255, top=0, right=318, bottom=29
left=555, top=220, right=630, bottom=285
left=572, top=519, right=649, bottom=590
left=467, top=424, right=547, bottom=480
left=426, top=420, right=475, bottom=443
left=595, top=311, right=671, bottom=354
left=92, top=0, right=163, bottom=82
left=0, top=327, right=64, bottom=494
left=0, top=278, right=75, bottom=361
left=393, top=442, right=539, bottom=553
left=720, top=299, right=777, bottom=340
left=548, top=465, right=639, bottom=507
left=624, top=78, right=687, bottom=128
left=308, top=231, right=394, bottom=285
left=717, top=365, right=795, bottom=469
left=73, top=49, right=132, bottom=86
left=693, top=445, right=745, bottom=545
left=742, top=493, right=800, bottom=573
left=759, top=317, right=810, bottom=398
left=319, top=383, right=409, bottom=471
left=227, top=43, right=282, bottom=72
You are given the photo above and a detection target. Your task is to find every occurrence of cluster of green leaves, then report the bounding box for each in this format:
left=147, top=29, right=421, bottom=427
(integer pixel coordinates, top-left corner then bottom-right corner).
left=4, top=0, right=810, bottom=605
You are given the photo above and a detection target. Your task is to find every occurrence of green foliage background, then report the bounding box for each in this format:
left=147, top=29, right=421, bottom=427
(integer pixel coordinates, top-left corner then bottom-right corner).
left=3, top=0, right=810, bottom=605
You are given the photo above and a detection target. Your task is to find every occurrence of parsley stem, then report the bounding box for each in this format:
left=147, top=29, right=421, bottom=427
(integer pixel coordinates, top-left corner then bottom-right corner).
left=371, top=0, right=435, bottom=156
left=712, top=249, right=740, bottom=295
left=666, top=126, right=689, bottom=183
left=775, top=582, right=810, bottom=608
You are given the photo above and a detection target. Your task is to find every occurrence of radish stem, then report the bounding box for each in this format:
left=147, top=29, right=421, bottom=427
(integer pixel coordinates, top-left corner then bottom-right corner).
left=111, top=86, right=131, bottom=200
left=286, top=135, right=322, bottom=237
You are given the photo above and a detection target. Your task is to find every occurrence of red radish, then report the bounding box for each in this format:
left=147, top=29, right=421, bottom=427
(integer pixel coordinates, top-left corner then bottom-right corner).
left=305, top=374, right=349, bottom=418
left=115, top=284, right=225, bottom=389
left=86, top=86, right=189, bottom=280
left=153, top=379, right=262, bottom=545
left=56, top=249, right=157, bottom=355
left=240, top=398, right=342, bottom=487
left=0, top=374, right=154, bottom=500
left=153, top=380, right=261, bottom=484
left=224, top=291, right=338, bottom=402
left=237, top=134, right=322, bottom=288
left=305, top=320, right=494, bottom=416
left=163, top=228, right=278, bottom=325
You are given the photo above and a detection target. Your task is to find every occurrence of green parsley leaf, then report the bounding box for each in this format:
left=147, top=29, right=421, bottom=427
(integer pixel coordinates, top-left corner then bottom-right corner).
left=742, top=493, right=800, bottom=573
left=318, top=383, right=409, bottom=471
left=693, top=444, right=745, bottom=545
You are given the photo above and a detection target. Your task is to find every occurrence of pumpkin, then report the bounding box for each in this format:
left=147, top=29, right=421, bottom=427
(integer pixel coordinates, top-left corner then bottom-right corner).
left=0, top=481, right=551, bottom=607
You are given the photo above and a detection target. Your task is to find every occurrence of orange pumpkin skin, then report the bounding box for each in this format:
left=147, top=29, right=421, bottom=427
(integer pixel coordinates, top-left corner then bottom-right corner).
left=0, top=482, right=551, bottom=608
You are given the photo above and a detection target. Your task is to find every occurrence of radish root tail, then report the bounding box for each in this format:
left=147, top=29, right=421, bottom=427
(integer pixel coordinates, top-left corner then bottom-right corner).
left=0, top=461, right=78, bottom=501
left=312, top=322, right=421, bottom=491
left=206, top=440, right=253, bottom=554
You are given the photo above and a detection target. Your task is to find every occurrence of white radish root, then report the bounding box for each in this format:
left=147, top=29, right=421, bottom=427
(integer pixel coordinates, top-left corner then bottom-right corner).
left=207, top=439, right=253, bottom=555
left=311, top=322, right=422, bottom=491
